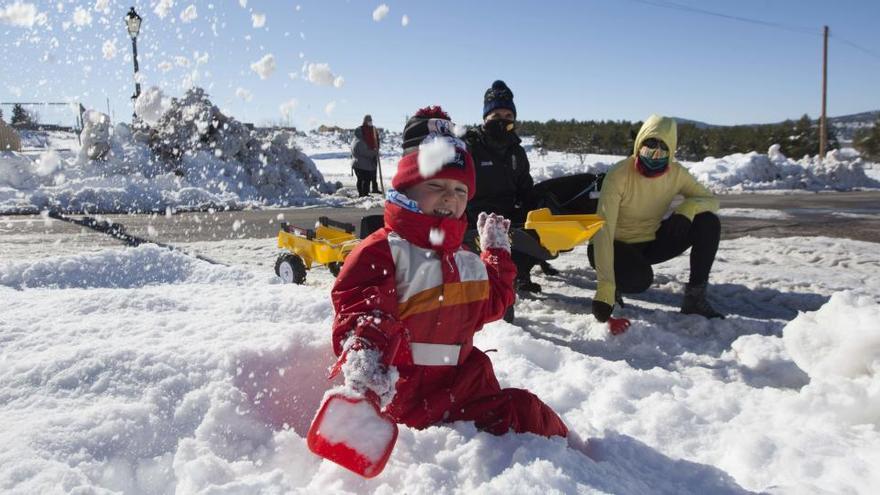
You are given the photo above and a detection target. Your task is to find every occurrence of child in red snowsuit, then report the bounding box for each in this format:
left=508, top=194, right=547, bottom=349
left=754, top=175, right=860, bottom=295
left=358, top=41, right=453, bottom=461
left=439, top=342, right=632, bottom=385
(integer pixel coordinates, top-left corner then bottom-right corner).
left=330, top=107, right=567, bottom=438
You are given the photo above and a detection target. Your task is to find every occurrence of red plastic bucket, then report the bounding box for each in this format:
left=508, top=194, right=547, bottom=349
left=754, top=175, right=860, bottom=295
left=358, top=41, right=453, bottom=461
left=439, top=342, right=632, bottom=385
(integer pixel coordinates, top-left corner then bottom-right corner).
left=307, top=392, right=398, bottom=478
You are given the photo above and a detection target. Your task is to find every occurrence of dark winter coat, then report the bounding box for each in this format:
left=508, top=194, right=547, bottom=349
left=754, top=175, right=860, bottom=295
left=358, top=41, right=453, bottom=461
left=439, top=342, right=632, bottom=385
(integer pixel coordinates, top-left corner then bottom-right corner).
left=464, top=127, right=534, bottom=226
left=351, top=126, right=378, bottom=171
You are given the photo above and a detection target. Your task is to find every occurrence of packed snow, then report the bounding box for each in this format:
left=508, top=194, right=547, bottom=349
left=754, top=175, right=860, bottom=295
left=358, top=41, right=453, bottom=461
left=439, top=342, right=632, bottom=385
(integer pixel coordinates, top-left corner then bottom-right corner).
left=1, top=233, right=878, bottom=493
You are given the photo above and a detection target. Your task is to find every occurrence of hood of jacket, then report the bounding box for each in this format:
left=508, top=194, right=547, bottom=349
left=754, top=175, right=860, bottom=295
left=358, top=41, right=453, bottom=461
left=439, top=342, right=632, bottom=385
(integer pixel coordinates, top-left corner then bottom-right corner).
left=633, top=114, right=678, bottom=161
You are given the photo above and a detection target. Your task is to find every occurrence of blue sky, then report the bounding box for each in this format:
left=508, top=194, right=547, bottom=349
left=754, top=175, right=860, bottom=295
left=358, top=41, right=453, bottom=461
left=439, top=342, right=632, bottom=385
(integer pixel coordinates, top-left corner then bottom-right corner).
left=1, top=0, right=878, bottom=130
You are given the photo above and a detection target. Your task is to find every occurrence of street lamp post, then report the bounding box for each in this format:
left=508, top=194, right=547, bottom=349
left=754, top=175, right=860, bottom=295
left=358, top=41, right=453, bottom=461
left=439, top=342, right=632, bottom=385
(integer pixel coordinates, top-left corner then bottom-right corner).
left=124, top=7, right=142, bottom=119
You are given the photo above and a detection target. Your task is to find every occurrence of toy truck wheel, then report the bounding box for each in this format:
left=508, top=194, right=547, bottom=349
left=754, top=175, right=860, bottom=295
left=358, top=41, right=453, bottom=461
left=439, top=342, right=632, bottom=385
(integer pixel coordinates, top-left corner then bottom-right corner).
left=328, top=262, right=343, bottom=278
left=275, top=254, right=307, bottom=284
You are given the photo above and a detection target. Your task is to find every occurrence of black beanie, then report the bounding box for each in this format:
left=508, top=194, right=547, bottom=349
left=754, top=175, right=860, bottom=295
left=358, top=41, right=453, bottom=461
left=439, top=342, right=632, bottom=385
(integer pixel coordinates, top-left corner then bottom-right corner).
left=401, top=106, right=454, bottom=155
left=482, top=80, right=516, bottom=119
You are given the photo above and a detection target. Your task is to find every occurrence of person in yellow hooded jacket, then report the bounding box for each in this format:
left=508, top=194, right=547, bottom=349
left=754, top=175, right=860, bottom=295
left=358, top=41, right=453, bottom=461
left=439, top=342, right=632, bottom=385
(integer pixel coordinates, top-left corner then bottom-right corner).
left=589, top=115, right=723, bottom=331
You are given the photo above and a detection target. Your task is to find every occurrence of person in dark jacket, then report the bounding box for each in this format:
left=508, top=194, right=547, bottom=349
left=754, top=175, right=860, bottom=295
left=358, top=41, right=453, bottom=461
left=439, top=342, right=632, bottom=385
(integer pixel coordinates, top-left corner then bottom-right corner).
left=351, top=114, right=380, bottom=197
left=465, top=80, right=543, bottom=292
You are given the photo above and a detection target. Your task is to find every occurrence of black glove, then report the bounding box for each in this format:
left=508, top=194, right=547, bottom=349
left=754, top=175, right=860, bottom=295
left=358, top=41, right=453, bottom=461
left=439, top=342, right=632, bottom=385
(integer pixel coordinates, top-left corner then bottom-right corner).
left=665, top=214, right=692, bottom=240
left=592, top=300, right=613, bottom=323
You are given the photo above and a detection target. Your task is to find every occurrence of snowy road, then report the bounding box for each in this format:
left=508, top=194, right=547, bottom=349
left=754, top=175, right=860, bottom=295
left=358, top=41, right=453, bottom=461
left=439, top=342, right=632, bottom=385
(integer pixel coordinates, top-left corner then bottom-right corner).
left=2, top=191, right=879, bottom=267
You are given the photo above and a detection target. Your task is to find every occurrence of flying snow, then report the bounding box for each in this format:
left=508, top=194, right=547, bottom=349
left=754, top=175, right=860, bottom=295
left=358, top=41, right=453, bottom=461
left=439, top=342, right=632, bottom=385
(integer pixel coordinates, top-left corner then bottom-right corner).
left=94, top=0, right=110, bottom=14
left=250, top=54, right=276, bottom=80
left=306, top=63, right=341, bottom=87
left=401, top=15, right=410, bottom=27
left=101, top=39, right=117, bottom=60
left=235, top=87, right=253, bottom=102
left=429, top=227, right=445, bottom=246
left=0, top=1, right=39, bottom=28
left=154, top=0, right=173, bottom=19
left=134, top=86, right=170, bottom=127
left=252, top=13, right=266, bottom=28
left=72, top=6, right=91, bottom=26
left=418, top=137, right=457, bottom=178
left=180, top=4, right=197, bottom=23
left=324, top=101, right=337, bottom=116
left=372, top=4, right=390, bottom=22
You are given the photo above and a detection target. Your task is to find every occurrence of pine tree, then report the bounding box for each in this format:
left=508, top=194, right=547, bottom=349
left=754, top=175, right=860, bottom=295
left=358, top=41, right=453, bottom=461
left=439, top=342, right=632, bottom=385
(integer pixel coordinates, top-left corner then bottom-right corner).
left=854, top=117, right=880, bottom=161
left=10, top=104, right=33, bottom=126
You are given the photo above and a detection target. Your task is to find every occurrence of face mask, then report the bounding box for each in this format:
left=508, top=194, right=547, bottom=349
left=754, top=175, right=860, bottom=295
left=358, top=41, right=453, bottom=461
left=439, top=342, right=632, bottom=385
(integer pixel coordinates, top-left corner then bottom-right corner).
left=638, top=144, right=669, bottom=172
left=484, top=118, right=515, bottom=140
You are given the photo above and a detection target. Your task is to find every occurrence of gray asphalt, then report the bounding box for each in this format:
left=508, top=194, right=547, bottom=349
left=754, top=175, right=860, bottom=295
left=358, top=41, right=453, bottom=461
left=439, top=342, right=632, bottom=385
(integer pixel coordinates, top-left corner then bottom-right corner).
left=2, top=192, right=879, bottom=260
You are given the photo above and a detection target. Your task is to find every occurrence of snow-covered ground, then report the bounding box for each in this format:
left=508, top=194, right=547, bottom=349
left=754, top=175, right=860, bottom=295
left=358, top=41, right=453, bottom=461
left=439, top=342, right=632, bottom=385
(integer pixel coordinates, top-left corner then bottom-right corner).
left=2, top=128, right=878, bottom=215
left=1, top=233, right=879, bottom=494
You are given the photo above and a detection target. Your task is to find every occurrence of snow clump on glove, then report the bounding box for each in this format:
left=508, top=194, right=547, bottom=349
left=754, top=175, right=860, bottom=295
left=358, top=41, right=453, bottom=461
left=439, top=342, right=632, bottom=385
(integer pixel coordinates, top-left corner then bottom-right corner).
left=477, top=212, right=511, bottom=252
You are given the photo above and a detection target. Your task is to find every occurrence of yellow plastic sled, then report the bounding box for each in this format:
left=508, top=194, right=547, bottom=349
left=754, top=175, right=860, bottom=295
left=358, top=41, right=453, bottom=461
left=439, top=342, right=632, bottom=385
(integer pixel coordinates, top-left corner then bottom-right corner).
left=524, top=208, right=605, bottom=256
left=275, top=217, right=360, bottom=284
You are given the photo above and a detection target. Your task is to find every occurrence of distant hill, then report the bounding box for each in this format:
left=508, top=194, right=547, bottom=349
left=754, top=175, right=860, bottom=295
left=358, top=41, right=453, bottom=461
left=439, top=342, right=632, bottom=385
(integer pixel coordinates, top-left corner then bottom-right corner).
left=673, top=110, right=879, bottom=143
left=675, top=110, right=878, bottom=128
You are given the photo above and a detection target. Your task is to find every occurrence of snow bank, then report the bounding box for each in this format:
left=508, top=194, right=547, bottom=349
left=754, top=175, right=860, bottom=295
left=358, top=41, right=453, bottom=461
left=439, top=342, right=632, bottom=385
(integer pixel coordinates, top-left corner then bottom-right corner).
left=525, top=141, right=879, bottom=192
left=687, top=144, right=880, bottom=192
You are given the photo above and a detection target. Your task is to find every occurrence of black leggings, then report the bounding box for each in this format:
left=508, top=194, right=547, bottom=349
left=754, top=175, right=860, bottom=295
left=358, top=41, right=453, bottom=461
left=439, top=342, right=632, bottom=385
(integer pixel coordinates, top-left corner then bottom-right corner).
left=354, top=168, right=377, bottom=197
left=588, top=212, right=721, bottom=293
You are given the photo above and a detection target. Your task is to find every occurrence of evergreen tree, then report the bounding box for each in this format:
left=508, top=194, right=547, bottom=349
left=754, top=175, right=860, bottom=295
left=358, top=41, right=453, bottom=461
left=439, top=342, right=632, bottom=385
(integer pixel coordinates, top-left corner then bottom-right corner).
left=854, top=117, right=880, bottom=161
left=10, top=104, right=34, bottom=126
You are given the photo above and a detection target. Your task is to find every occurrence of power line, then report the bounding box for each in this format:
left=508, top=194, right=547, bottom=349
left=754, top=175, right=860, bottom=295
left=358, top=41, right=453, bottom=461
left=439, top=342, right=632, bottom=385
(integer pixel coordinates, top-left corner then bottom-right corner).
left=830, top=33, right=880, bottom=61
left=621, top=0, right=880, bottom=63
left=622, top=0, right=821, bottom=36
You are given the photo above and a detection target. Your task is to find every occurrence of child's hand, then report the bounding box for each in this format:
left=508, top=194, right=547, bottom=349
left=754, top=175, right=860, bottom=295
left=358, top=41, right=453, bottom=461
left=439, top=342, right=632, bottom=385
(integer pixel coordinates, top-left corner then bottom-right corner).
left=341, top=339, right=399, bottom=408
left=477, top=212, right=512, bottom=252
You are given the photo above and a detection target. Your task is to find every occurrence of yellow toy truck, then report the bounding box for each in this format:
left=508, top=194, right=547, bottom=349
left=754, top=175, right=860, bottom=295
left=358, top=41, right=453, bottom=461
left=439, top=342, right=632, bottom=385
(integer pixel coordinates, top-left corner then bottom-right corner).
left=274, top=216, right=360, bottom=284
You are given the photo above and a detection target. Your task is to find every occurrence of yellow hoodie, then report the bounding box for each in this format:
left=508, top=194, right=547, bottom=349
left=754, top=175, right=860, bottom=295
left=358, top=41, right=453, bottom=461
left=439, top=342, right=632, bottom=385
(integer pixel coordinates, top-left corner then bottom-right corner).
left=592, top=115, right=718, bottom=306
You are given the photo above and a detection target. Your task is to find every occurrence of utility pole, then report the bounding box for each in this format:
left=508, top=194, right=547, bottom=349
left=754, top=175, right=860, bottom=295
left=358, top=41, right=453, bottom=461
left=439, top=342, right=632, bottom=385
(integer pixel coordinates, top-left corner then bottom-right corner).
left=819, top=25, right=829, bottom=161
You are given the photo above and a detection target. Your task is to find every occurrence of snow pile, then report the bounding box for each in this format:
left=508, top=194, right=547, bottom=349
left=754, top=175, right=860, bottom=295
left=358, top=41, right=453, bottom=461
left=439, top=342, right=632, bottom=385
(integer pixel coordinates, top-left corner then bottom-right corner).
left=522, top=139, right=879, bottom=192
left=687, top=144, right=880, bottom=192
left=0, top=88, right=334, bottom=214
left=783, top=291, right=880, bottom=426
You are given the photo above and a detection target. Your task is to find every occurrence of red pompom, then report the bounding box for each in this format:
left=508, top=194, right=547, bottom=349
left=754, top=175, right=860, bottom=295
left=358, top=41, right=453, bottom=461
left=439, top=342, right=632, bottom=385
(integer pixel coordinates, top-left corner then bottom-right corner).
left=413, top=106, right=450, bottom=120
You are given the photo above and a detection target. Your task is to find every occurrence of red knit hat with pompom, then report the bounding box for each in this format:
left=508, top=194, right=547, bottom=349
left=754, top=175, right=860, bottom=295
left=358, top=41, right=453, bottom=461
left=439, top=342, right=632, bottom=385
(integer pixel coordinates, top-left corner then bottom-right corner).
left=392, top=106, right=476, bottom=199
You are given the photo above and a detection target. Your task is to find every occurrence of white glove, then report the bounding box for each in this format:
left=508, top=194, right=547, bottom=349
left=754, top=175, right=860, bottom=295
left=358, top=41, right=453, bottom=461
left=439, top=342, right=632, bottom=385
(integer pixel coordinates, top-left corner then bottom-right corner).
left=340, top=337, right=399, bottom=408
left=477, top=212, right=511, bottom=252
